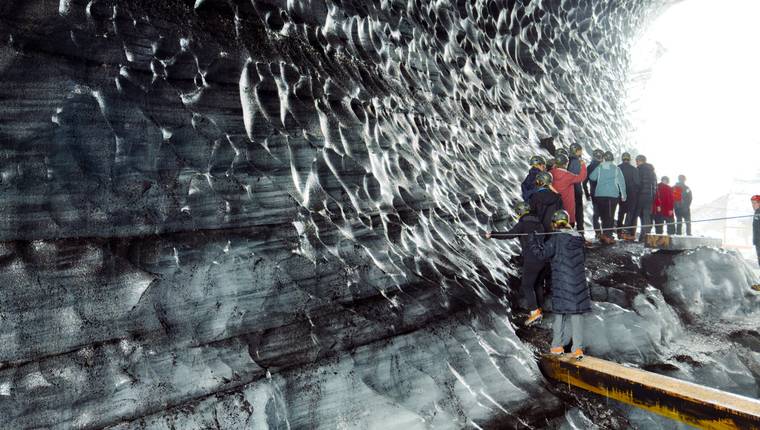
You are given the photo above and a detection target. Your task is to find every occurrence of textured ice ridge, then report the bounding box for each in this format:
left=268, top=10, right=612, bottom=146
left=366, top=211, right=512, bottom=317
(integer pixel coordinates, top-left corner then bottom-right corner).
left=0, top=0, right=662, bottom=428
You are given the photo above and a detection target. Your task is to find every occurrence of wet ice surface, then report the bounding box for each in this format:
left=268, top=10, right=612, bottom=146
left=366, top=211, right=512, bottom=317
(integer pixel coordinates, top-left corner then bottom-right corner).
left=0, top=0, right=679, bottom=428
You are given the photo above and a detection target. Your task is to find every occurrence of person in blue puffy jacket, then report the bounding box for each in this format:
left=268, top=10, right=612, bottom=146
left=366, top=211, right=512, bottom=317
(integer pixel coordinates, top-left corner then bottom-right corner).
left=588, top=151, right=627, bottom=244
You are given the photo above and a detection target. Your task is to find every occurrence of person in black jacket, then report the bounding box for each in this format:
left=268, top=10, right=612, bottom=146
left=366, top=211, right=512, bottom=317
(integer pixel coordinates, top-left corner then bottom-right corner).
left=753, top=195, right=760, bottom=266
left=674, top=175, right=693, bottom=236
left=584, top=149, right=604, bottom=239
left=635, top=154, right=657, bottom=242
left=486, top=202, right=546, bottom=326
left=529, top=210, right=590, bottom=360
left=529, top=171, right=564, bottom=234
left=521, top=155, right=546, bottom=202
left=616, top=152, right=640, bottom=240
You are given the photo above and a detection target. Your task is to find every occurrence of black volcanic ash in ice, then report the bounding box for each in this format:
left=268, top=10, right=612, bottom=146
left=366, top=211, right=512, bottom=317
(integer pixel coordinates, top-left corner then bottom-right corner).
left=0, top=0, right=663, bottom=428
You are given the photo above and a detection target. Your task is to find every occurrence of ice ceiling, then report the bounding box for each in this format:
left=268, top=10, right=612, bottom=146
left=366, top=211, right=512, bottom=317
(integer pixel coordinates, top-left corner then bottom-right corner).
left=0, top=0, right=668, bottom=428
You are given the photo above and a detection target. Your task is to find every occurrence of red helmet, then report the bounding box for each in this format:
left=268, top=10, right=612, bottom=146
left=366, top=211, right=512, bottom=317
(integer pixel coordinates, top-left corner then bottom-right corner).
left=752, top=195, right=760, bottom=202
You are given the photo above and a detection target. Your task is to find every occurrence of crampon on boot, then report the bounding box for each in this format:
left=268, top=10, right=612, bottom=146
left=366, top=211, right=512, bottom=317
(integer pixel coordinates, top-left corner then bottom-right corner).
left=524, top=309, right=542, bottom=326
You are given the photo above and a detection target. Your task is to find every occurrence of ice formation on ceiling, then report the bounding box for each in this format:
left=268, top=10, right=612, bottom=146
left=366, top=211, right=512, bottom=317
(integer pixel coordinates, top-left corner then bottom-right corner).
left=0, top=0, right=662, bottom=428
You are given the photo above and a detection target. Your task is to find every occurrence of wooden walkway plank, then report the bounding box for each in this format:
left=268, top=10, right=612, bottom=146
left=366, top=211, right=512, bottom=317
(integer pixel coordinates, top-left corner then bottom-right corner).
left=541, top=355, right=760, bottom=430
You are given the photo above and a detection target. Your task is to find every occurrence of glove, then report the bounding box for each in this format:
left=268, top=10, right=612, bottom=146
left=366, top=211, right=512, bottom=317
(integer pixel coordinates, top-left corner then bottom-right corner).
left=484, top=232, right=492, bottom=239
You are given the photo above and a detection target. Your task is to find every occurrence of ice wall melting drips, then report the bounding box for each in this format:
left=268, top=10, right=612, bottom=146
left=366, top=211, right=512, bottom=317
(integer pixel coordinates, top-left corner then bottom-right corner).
left=0, top=0, right=662, bottom=428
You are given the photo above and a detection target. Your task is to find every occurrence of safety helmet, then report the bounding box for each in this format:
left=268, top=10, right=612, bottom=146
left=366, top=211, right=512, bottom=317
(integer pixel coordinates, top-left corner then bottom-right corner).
left=592, top=149, right=604, bottom=161
left=603, top=151, right=614, bottom=162
left=622, top=152, right=631, bottom=161
left=554, top=153, right=569, bottom=167
left=529, top=155, right=546, bottom=167
left=551, top=210, right=570, bottom=228
left=751, top=195, right=760, bottom=202
left=535, top=171, right=553, bottom=187
left=635, top=154, right=647, bottom=163
left=513, top=201, right=530, bottom=218
left=555, top=148, right=569, bottom=158
left=569, top=143, right=582, bottom=154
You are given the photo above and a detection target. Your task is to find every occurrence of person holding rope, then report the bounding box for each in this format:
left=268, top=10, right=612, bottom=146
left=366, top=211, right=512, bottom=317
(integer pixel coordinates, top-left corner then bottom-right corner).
left=529, top=210, right=590, bottom=360
left=485, top=202, right=547, bottom=326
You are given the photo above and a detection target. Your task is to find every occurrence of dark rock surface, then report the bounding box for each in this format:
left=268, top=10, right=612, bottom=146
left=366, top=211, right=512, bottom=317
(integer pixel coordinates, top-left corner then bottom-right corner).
left=0, top=0, right=671, bottom=428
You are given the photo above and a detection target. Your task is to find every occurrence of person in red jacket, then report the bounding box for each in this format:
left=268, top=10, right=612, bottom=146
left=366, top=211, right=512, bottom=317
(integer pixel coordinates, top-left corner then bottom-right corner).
left=653, top=176, right=675, bottom=235
left=550, top=153, right=587, bottom=229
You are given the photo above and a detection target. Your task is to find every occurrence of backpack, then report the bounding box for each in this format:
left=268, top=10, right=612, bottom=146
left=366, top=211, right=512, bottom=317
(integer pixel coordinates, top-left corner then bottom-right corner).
left=673, top=186, right=683, bottom=202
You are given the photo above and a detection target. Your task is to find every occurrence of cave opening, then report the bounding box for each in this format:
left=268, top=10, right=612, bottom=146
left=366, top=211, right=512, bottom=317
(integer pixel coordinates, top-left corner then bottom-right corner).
left=627, top=0, right=760, bottom=254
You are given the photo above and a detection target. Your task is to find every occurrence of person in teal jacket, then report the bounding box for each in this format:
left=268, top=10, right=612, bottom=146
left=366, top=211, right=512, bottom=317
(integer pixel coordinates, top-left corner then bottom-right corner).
left=588, top=151, right=626, bottom=244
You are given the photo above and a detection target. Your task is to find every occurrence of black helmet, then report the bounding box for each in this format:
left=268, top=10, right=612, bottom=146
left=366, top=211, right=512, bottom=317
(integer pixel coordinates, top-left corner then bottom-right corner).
left=603, top=151, right=614, bottom=162
left=592, top=149, right=604, bottom=161
left=622, top=152, right=631, bottom=161
left=513, top=201, right=530, bottom=218
left=551, top=210, right=570, bottom=228
left=554, top=153, right=569, bottom=167
left=569, top=143, right=582, bottom=154
left=529, top=155, right=546, bottom=167
left=535, top=171, right=553, bottom=187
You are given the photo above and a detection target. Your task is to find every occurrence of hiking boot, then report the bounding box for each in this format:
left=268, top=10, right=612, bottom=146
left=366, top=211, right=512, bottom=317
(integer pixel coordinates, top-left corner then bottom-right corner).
left=524, top=309, right=543, bottom=326
left=600, top=235, right=615, bottom=245
left=549, top=347, right=564, bottom=355
left=571, top=349, right=584, bottom=360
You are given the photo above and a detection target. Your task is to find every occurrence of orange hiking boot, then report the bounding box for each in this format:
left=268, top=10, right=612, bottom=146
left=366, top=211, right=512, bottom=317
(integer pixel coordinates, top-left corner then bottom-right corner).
left=549, top=347, right=564, bottom=355
left=524, top=309, right=542, bottom=326
left=571, top=349, right=584, bottom=360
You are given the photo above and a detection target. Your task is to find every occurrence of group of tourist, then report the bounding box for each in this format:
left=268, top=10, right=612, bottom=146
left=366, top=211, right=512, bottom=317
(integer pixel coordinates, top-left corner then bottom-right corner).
left=484, top=145, right=697, bottom=360
left=519, top=146, right=693, bottom=244
left=484, top=145, right=760, bottom=360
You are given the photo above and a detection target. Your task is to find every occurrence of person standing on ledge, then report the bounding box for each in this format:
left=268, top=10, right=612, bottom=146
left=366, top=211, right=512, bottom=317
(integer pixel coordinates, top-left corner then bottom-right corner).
left=568, top=143, right=586, bottom=233
left=673, top=175, right=693, bottom=236
left=653, top=176, right=676, bottom=235
left=588, top=151, right=627, bottom=244
left=529, top=171, right=564, bottom=234
left=753, top=195, right=760, bottom=267
left=485, top=202, right=546, bottom=326
left=584, top=149, right=605, bottom=240
left=550, top=153, right=587, bottom=230
left=617, top=152, right=640, bottom=241
left=521, top=155, right=546, bottom=202
left=635, top=155, right=658, bottom=241
left=529, top=210, right=590, bottom=360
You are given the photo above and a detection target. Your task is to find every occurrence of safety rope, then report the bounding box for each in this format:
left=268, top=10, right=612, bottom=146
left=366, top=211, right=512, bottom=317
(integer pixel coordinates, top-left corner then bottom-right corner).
left=456, top=214, right=757, bottom=238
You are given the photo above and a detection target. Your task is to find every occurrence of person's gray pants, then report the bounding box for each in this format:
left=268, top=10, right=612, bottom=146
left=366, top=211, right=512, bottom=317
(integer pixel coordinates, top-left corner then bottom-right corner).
left=552, top=314, right=585, bottom=351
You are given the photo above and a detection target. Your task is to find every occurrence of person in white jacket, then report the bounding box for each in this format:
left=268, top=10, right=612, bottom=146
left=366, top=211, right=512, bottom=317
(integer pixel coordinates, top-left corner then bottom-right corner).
left=588, top=151, right=627, bottom=244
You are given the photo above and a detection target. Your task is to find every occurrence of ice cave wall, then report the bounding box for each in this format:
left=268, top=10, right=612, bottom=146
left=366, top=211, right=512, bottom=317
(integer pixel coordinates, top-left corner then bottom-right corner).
left=0, top=0, right=662, bottom=428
